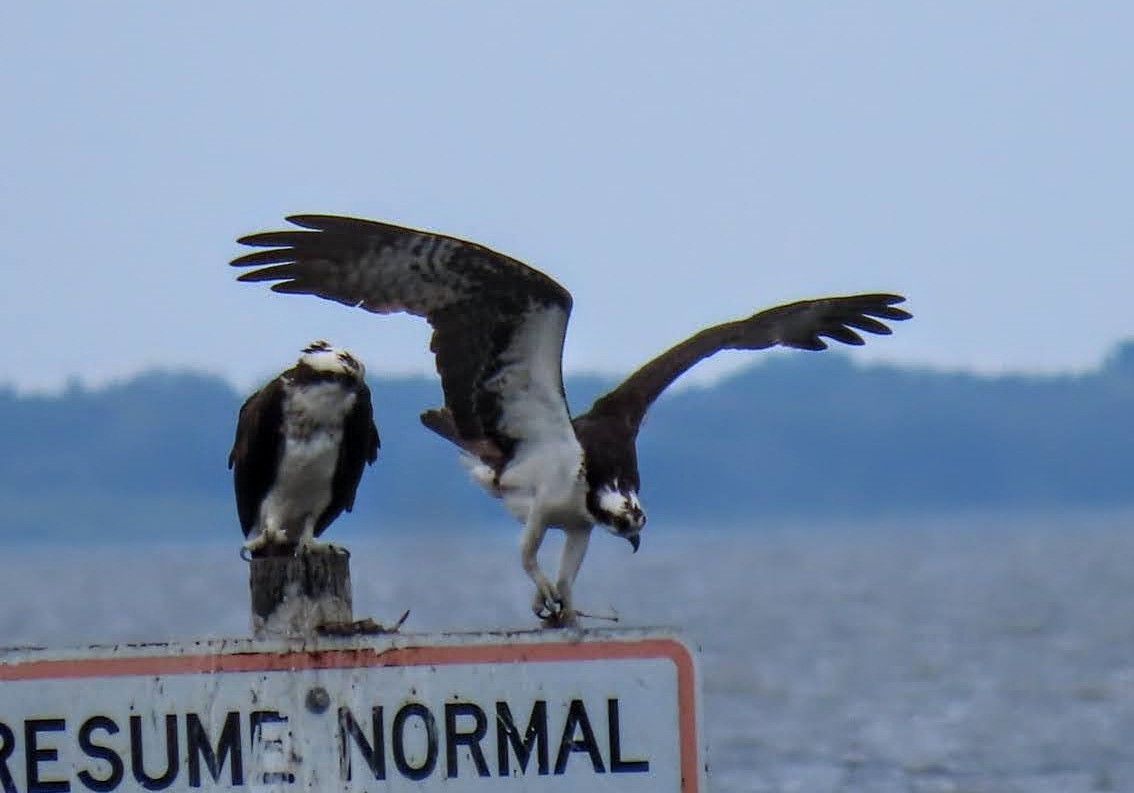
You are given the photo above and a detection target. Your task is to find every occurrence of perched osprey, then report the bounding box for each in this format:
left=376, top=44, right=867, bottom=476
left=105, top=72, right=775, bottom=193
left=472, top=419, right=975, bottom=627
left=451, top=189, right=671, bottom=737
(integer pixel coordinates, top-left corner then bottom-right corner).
left=229, top=340, right=380, bottom=557
left=231, top=215, right=910, bottom=623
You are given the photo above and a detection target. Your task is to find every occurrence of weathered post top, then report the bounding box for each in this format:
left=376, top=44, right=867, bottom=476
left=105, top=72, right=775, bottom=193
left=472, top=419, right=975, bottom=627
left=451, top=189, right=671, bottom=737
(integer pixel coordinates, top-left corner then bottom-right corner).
left=248, top=544, right=353, bottom=639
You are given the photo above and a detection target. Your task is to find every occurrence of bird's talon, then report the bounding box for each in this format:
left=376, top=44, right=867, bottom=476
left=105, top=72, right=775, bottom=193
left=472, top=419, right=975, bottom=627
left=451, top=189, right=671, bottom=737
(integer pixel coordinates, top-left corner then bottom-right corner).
left=539, top=603, right=579, bottom=630
left=536, top=598, right=565, bottom=621
left=532, top=583, right=565, bottom=621
left=241, top=533, right=269, bottom=559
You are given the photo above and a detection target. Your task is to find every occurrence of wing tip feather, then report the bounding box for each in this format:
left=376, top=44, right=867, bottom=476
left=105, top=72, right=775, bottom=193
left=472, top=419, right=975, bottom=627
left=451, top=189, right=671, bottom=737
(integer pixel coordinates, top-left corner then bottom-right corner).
left=235, top=268, right=288, bottom=283
left=283, top=214, right=336, bottom=230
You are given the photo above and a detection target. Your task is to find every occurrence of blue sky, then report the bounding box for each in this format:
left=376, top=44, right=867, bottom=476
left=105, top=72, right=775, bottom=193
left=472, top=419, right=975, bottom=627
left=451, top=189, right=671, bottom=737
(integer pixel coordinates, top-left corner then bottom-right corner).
left=3, top=3, right=1131, bottom=392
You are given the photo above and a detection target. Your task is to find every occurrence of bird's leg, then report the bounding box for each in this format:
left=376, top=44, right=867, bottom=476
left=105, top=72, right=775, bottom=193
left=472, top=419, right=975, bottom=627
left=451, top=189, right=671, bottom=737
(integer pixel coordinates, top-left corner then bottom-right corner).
left=243, top=514, right=286, bottom=554
left=549, top=526, right=593, bottom=628
left=297, top=517, right=320, bottom=554
left=519, top=516, right=559, bottom=619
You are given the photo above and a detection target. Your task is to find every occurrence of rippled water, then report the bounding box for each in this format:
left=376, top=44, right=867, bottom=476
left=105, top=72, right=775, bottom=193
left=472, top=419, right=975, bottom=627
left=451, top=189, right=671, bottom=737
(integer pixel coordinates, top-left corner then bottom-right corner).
left=4, top=514, right=1133, bottom=792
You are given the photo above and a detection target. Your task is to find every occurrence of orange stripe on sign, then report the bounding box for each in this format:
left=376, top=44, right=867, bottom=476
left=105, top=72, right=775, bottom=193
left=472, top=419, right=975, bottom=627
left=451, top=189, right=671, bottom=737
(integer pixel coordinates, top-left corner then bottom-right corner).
left=1, top=637, right=700, bottom=792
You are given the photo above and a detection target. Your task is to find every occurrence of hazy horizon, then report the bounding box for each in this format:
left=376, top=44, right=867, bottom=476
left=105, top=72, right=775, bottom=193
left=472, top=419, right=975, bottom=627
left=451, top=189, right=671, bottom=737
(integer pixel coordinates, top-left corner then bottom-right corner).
left=6, top=335, right=1134, bottom=399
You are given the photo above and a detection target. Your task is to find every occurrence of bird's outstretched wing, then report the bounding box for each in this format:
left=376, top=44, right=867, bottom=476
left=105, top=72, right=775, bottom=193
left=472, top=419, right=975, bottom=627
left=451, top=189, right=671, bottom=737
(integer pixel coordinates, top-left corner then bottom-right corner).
left=580, top=293, right=911, bottom=433
left=232, top=215, right=576, bottom=463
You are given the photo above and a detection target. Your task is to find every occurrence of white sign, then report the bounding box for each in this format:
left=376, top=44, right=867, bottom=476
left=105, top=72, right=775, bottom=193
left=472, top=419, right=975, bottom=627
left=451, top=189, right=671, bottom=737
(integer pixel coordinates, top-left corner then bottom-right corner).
left=0, top=630, right=703, bottom=792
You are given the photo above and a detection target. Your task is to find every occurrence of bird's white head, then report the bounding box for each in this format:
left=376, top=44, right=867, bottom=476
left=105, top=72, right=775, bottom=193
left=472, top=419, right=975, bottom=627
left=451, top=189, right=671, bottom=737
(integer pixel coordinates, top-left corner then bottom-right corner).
left=590, top=479, right=646, bottom=552
left=298, top=340, right=366, bottom=380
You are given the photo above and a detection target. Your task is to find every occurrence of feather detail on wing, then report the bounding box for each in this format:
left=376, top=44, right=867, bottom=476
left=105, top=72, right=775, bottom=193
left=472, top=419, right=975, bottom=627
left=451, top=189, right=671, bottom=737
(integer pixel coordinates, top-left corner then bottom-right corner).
left=421, top=406, right=508, bottom=471
left=582, top=293, right=911, bottom=433
left=232, top=215, right=576, bottom=464
left=228, top=377, right=286, bottom=536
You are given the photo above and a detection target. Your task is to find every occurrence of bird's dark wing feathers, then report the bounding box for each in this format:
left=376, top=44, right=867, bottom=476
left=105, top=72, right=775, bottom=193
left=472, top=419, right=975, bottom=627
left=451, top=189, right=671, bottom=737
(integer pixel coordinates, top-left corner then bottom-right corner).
left=583, top=293, right=911, bottom=432
left=233, top=215, right=575, bottom=462
left=228, top=376, right=286, bottom=536
left=420, top=406, right=508, bottom=470
left=316, top=383, right=380, bottom=537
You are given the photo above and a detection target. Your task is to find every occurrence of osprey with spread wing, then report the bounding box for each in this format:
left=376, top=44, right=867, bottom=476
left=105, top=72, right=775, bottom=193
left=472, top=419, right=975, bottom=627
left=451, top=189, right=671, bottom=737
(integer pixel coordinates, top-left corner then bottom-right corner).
left=232, top=215, right=910, bottom=625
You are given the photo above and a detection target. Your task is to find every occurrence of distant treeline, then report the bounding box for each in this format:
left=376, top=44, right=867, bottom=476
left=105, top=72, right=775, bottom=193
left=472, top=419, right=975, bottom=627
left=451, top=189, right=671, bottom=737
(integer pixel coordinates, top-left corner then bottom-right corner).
left=4, top=343, right=1134, bottom=544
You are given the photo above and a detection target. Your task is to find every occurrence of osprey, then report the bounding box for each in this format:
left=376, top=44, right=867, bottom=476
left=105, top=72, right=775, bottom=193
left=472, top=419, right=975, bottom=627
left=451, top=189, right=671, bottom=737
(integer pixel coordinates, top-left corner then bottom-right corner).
left=231, top=215, right=910, bottom=623
left=229, top=340, right=380, bottom=556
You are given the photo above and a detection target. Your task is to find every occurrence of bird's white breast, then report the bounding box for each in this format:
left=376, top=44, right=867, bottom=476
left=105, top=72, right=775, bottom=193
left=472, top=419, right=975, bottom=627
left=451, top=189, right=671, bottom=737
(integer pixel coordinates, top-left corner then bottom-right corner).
left=261, top=381, right=358, bottom=537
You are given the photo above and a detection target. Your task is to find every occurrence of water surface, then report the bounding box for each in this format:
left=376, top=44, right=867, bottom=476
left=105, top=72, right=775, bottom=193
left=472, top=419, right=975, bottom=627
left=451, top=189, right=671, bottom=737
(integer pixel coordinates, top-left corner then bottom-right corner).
left=4, top=515, right=1132, bottom=792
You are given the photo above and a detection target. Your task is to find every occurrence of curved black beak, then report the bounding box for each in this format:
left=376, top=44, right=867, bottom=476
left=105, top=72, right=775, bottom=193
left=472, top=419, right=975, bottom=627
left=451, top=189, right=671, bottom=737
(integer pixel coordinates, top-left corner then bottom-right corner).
left=628, top=534, right=641, bottom=553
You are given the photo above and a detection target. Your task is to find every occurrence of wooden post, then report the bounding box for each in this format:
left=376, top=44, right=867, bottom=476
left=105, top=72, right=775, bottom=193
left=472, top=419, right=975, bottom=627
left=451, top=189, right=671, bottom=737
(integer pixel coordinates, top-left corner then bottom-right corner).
left=248, top=545, right=353, bottom=639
